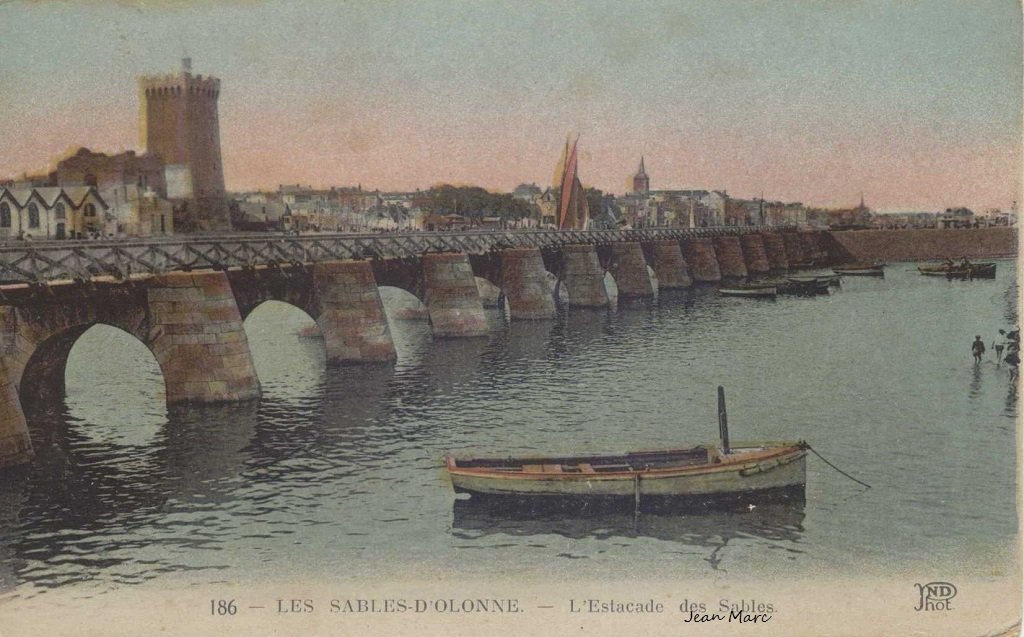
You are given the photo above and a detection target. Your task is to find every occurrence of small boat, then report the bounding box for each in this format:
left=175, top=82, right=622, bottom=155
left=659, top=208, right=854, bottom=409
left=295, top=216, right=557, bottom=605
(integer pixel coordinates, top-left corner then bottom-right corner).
left=787, top=274, right=841, bottom=288
left=776, top=278, right=830, bottom=296
left=718, top=283, right=777, bottom=298
left=445, top=388, right=807, bottom=508
left=918, top=262, right=996, bottom=279
left=833, top=262, right=885, bottom=276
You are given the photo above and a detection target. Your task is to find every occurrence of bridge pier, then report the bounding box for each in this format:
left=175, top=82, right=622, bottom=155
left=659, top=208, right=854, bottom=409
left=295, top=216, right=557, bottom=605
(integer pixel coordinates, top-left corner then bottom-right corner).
left=740, top=234, right=770, bottom=275
left=762, top=233, right=790, bottom=271
left=147, top=271, right=262, bottom=404
left=649, top=240, right=692, bottom=289
left=782, top=233, right=808, bottom=266
left=681, top=238, right=722, bottom=282
left=0, top=362, right=31, bottom=467
left=422, top=253, right=489, bottom=337
left=559, top=244, right=610, bottom=307
left=713, top=236, right=748, bottom=279
left=312, top=261, right=396, bottom=363
left=499, top=248, right=556, bottom=319
left=801, top=232, right=827, bottom=265
left=609, top=242, right=654, bottom=298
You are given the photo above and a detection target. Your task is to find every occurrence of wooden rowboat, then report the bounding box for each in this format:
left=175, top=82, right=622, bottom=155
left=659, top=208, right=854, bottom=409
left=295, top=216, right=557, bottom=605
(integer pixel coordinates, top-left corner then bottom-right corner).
left=718, top=283, right=777, bottom=298
left=918, top=262, right=996, bottom=279
left=445, top=443, right=807, bottom=503
left=833, top=262, right=885, bottom=276
left=788, top=274, right=841, bottom=288
left=445, top=388, right=807, bottom=507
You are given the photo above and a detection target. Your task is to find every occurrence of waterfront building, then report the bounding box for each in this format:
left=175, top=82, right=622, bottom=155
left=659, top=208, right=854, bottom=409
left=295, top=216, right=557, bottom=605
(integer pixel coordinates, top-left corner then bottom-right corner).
left=0, top=186, right=110, bottom=239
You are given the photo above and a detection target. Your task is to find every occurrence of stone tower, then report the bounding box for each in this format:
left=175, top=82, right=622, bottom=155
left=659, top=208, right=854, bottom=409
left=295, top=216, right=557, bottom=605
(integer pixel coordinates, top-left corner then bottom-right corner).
left=139, top=58, right=228, bottom=229
left=633, top=156, right=650, bottom=194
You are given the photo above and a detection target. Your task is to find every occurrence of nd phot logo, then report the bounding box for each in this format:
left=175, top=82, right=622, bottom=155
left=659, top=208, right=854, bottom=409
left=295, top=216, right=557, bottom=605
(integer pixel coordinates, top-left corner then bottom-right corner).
left=914, top=582, right=956, bottom=611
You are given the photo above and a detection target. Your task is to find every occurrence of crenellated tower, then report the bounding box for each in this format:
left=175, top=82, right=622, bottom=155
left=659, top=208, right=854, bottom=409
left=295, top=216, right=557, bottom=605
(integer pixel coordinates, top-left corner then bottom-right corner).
left=139, top=58, right=228, bottom=228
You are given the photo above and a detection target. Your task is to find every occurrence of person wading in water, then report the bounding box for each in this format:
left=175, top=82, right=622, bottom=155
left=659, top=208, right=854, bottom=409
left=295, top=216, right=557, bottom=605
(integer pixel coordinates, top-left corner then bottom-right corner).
left=971, top=336, right=986, bottom=365
left=993, top=329, right=1006, bottom=363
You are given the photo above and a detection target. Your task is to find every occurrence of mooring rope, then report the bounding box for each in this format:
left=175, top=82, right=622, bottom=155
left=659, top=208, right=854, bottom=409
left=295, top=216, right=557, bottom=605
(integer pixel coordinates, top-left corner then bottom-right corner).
left=805, top=443, right=873, bottom=489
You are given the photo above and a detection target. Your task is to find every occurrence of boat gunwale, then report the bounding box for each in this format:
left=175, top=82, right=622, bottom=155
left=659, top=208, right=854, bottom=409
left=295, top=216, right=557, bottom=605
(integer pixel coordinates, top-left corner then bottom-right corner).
left=445, top=443, right=807, bottom=480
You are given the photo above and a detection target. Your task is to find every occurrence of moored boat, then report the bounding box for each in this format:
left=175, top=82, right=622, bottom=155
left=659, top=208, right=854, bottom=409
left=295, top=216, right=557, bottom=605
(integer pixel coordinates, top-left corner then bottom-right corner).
left=718, top=283, right=777, bottom=298
left=777, top=278, right=830, bottom=295
left=833, top=262, right=885, bottom=276
left=918, top=262, right=996, bottom=279
left=787, top=274, right=841, bottom=288
left=444, top=387, right=807, bottom=507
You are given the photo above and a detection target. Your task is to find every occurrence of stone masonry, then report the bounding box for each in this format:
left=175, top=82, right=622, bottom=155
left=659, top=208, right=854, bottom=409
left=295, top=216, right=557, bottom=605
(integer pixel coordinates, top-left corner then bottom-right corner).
left=713, top=236, right=749, bottom=278
left=559, top=244, right=610, bottom=307
left=740, top=234, right=771, bottom=274
left=499, top=248, right=556, bottom=319
left=649, top=240, right=692, bottom=289
left=761, top=233, right=790, bottom=271
left=147, top=271, right=262, bottom=404
left=681, top=238, right=722, bottom=282
left=608, top=242, right=655, bottom=298
left=421, top=253, right=489, bottom=337
left=312, top=261, right=397, bottom=363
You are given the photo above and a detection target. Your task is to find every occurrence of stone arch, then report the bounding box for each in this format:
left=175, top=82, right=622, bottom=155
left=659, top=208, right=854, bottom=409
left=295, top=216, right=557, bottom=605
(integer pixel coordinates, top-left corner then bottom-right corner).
left=242, top=298, right=322, bottom=338
left=18, top=321, right=159, bottom=417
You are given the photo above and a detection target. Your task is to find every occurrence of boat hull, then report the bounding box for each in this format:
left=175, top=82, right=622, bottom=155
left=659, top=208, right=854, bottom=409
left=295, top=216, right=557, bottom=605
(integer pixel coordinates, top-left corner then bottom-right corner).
left=447, top=447, right=807, bottom=500
left=719, top=287, right=777, bottom=298
left=918, top=263, right=996, bottom=279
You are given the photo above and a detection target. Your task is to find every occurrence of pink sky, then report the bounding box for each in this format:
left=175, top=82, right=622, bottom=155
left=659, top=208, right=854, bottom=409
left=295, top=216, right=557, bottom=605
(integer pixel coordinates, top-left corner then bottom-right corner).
left=1, top=1, right=1020, bottom=213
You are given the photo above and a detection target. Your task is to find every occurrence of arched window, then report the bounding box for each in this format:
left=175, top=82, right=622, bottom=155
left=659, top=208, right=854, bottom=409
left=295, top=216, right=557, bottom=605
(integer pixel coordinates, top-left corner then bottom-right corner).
left=55, top=203, right=66, bottom=220
left=0, top=204, right=10, bottom=228
left=84, top=203, right=96, bottom=217
left=28, top=203, right=40, bottom=229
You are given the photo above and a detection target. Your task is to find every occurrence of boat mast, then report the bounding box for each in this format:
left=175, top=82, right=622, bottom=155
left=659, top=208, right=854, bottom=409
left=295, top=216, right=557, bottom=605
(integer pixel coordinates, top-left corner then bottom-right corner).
left=717, top=386, right=731, bottom=454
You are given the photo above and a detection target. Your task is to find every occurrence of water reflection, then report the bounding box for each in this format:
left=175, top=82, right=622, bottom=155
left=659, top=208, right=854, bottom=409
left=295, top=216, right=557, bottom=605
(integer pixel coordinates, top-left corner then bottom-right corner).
left=451, top=498, right=806, bottom=570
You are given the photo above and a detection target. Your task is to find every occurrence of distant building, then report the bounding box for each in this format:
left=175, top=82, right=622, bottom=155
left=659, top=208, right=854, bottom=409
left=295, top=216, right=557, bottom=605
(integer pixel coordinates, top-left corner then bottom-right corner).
left=632, top=157, right=650, bottom=194
left=0, top=186, right=110, bottom=240
left=937, top=207, right=975, bottom=229
left=512, top=183, right=542, bottom=201
left=55, top=147, right=166, bottom=195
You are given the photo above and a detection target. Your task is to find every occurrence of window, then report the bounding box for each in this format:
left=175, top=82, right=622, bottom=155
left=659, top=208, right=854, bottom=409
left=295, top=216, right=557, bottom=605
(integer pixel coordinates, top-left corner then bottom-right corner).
left=28, top=203, right=39, bottom=229
left=0, top=204, right=9, bottom=228
left=55, top=203, right=66, bottom=220
left=84, top=203, right=96, bottom=217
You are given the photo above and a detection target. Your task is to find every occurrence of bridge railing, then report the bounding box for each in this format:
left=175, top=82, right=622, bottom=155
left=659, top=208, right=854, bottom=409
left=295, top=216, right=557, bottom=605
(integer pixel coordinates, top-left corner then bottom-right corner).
left=0, top=225, right=789, bottom=283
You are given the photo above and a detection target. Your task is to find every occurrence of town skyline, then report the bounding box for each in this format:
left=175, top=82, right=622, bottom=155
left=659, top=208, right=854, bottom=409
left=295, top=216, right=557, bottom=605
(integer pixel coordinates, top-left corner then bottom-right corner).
left=1, top=1, right=1020, bottom=214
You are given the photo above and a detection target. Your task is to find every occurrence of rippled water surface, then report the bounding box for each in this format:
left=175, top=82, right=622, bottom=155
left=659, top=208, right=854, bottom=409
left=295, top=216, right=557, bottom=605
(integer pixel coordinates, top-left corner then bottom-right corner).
left=0, top=262, right=1017, bottom=598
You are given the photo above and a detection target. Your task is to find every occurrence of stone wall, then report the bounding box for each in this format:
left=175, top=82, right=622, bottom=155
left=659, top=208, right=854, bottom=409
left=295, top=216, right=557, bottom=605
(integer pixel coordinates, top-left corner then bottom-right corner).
left=762, top=233, right=789, bottom=270
left=649, top=240, right=692, bottom=289
left=827, top=228, right=1017, bottom=262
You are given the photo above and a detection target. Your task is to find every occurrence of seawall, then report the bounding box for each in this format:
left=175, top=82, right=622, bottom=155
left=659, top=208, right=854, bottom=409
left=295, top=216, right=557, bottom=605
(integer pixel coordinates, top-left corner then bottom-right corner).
left=827, top=228, right=1017, bottom=262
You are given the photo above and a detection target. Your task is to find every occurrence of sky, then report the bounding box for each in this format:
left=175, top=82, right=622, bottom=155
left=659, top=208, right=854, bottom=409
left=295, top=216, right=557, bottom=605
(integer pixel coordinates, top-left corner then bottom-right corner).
left=0, top=0, right=1020, bottom=212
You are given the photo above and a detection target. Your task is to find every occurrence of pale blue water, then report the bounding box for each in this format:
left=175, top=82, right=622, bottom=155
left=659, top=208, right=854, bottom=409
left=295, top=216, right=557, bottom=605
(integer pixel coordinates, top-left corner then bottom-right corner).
left=0, top=261, right=1017, bottom=598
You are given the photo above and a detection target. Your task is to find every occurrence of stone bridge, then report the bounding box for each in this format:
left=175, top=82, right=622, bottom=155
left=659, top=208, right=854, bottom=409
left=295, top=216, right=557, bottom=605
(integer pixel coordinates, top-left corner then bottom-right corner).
left=0, top=227, right=841, bottom=468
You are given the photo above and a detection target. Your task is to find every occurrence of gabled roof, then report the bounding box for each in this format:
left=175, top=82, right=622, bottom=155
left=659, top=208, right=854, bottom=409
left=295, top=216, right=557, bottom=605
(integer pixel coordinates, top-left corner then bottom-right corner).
left=0, top=187, right=34, bottom=207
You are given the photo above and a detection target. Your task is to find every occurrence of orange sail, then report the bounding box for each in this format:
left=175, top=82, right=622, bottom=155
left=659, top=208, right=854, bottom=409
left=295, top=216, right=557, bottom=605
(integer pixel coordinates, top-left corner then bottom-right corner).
left=557, top=137, right=590, bottom=230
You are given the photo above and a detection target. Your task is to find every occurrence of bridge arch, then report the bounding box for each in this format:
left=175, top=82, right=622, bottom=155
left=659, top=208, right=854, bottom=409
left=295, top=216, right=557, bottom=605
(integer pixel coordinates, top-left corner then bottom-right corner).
left=19, top=321, right=163, bottom=419
left=377, top=285, right=428, bottom=320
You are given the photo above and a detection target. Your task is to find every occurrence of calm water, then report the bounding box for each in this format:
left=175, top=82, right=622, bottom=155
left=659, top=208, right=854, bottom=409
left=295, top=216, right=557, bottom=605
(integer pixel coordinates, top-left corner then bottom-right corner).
left=0, top=261, right=1017, bottom=598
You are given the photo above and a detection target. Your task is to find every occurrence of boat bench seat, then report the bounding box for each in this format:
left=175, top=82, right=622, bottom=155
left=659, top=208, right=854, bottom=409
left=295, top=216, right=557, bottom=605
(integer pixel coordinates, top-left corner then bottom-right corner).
left=522, top=464, right=563, bottom=473
left=578, top=463, right=595, bottom=473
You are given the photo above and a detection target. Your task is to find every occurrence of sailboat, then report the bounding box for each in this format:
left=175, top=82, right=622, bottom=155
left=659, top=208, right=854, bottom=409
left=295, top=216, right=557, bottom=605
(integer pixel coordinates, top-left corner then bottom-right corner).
left=557, top=136, right=590, bottom=230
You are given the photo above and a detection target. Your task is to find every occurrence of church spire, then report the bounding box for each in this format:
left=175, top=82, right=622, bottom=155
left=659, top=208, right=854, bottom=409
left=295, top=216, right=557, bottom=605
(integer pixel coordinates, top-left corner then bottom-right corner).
left=633, top=156, right=650, bottom=194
